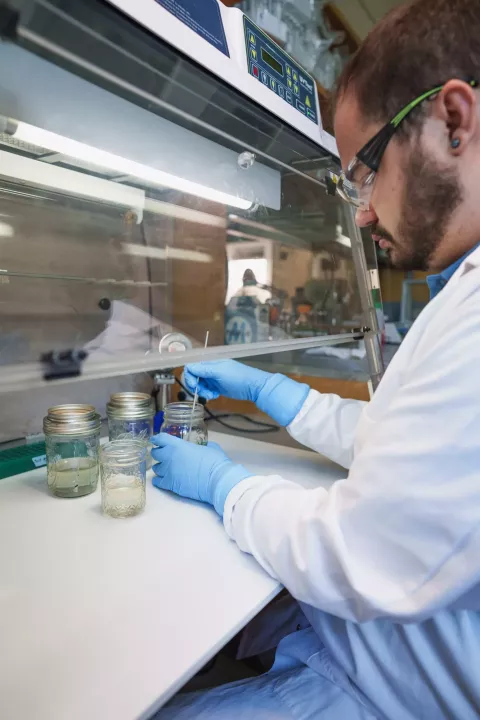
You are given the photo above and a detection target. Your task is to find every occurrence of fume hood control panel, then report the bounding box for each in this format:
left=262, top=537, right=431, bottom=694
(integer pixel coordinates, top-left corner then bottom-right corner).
left=244, top=16, right=318, bottom=126
left=104, top=0, right=335, bottom=154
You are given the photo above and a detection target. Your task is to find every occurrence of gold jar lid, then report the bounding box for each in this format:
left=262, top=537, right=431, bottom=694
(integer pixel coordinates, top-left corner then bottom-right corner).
left=106, top=392, right=154, bottom=420
left=43, top=404, right=101, bottom=436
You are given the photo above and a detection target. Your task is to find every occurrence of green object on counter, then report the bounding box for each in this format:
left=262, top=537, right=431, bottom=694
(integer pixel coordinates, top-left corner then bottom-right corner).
left=0, top=442, right=47, bottom=480
left=372, top=287, right=383, bottom=310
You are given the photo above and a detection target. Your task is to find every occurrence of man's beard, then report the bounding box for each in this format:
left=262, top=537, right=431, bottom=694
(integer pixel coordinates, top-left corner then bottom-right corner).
left=376, top=148, right=463, bottom=271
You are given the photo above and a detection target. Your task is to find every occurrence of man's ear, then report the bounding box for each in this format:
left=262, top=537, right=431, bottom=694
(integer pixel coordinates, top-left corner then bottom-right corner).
left=435, top=79, right=478, bottom=154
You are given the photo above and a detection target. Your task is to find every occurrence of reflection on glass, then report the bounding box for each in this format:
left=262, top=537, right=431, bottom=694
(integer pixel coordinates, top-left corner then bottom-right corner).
left=0, top=34, right=376, bottom=428
left=224, top=174, right=363, bottom=349
left=0, top=152, right=365, bottom=367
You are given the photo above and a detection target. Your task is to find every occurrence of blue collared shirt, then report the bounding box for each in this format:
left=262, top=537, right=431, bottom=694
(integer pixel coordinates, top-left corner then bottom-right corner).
left=427, top=242, right=480, bottom=299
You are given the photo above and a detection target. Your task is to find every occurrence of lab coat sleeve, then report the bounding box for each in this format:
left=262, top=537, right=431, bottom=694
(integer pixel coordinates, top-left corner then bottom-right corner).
left=287, top=390, right=367, bottom=469
left=224, top=296, right=480, bottom=623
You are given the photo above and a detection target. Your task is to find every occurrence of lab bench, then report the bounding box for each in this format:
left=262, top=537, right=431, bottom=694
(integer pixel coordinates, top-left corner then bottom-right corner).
left=0, top=432, right=343, bottom=720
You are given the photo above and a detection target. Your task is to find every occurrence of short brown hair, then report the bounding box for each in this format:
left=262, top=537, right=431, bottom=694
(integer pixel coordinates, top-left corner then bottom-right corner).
left=336, top=0, right=480, bottom=133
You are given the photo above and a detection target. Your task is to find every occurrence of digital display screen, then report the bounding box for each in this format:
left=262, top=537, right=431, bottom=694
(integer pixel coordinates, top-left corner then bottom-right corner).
left=261, top=48, right=283, bottom=76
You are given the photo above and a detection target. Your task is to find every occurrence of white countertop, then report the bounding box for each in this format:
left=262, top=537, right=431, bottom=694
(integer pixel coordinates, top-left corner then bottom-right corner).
left=0, top=432, right=345, bottom=720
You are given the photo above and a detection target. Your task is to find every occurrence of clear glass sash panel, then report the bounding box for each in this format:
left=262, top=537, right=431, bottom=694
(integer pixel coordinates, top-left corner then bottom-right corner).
left=0, top=38, right=370, bottom=374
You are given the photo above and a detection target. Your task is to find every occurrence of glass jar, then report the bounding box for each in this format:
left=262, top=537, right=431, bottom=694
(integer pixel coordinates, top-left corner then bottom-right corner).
left=43, top=405, right=101, bottom=498
left=161, top=402, right=208, bottom=445
left=106, top=392, right=154, bottom=442
left=107, top=392, right=154, bottom=468
left=100, top=439, right=147, bottom=518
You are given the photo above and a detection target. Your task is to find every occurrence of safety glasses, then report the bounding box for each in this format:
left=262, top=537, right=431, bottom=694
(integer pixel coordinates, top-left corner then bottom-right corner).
left=334, top=78, right=479, bottom=209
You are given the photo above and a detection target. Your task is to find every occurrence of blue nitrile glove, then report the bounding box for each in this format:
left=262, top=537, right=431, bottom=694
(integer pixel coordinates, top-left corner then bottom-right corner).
left=184, top=360, right=310, bottom=427
left=151, top=434, right=252, bottom=516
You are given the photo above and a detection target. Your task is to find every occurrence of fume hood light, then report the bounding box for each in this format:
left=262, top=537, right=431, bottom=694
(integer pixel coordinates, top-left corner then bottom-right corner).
left=122, top=243, right=212, bottom=264
left=10, top=121, right=254, bottom=211
left=0, top=221, right=14, bottom=237
left=336, top=233, right=351, bottom=248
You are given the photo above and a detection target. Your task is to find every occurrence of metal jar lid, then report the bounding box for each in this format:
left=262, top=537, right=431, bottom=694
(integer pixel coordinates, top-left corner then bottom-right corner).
left=106, top=392, right=154, bottom=421
left=43, top=404, right=101, bottom=437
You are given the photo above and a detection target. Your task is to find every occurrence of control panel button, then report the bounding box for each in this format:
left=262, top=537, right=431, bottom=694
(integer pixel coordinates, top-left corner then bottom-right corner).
left=307, top=109, right=316, bottom=121
left=249, top=33, right=256, bottom=45
left=294, top=84, right=300, bottom=96
left=296, top=100, right=306, bottom=114
left=293, top=71, right=298, bottom=82
left=287, top=78, right=293, bottom=88
left=252, top=64, right=259, bottom=78
left=250, top=47, right=258, bottom=60
left=261, top=70, right=268, bottom=85
left=270, top=78, right=276, bottom=91
left=286, top=90, right=293, bottom=104
left=278, top=85, right=285, bottom=98
left=305, top=96, right=312, bottom=108
left=286, top=65, right=292, bottom=76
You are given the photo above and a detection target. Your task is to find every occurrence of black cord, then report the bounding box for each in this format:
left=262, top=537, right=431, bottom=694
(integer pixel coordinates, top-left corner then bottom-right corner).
left=203, top=406, right=280, bottom=434
left=175, top=377, right=280, bottom=435
left=205, top=411, right=278, bottom=429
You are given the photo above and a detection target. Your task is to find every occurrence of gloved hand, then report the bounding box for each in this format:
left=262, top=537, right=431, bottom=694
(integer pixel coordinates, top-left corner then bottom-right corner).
left=151, top=434, right=252, bottom=516
left=184, top=360, right=310, bottom=427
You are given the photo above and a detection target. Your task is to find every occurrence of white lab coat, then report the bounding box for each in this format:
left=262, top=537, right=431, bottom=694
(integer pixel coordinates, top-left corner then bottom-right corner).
left=157, top=247, right=480, bottom=719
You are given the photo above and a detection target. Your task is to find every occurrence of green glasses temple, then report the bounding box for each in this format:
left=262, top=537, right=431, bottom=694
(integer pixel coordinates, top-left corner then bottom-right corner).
left=356, top=78, right=479, bottom=173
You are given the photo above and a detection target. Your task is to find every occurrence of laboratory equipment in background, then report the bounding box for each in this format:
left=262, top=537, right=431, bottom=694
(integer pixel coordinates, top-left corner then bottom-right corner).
left=43, top=405, right=101, bottom=498
left=161, top=403, right=208, bottom=446
left=151, top=332, right=195, bottom=431
left=225, top=296, right=271, bottom=345
left=0, top=0, right=383, bottom=462
left=100, top=439, right=147, bottom=518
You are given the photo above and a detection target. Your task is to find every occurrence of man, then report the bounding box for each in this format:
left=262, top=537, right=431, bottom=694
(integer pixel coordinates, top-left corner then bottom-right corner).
left=152, top=0, right=480, bottom=717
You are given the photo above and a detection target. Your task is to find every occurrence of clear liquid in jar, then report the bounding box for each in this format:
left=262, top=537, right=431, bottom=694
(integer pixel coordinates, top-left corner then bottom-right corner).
left=48, top=457, right=98, bottom=498
left=102, top=475, right=146, bottom=518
